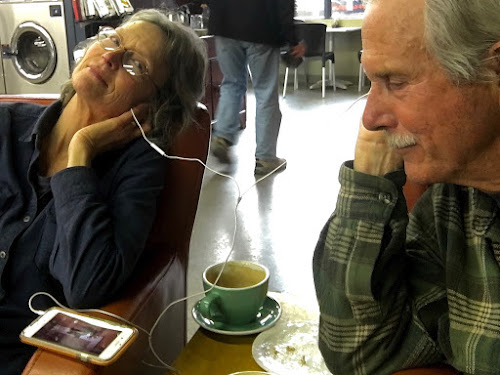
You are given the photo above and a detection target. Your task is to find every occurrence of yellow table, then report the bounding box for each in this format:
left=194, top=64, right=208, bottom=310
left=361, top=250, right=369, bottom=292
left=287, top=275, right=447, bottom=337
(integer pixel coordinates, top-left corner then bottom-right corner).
left=168, top=328, right=459, bottom=375
left=167, top=293, right=320, bottom=375
left=167, top=329, right=263, bottom=375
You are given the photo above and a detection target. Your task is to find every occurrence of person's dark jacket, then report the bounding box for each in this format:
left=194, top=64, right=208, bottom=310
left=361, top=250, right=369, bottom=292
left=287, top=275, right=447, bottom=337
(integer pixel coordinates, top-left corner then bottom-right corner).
left=0, top=101, right=165, bottom=375
left=207, top=0, right=299, bottom=47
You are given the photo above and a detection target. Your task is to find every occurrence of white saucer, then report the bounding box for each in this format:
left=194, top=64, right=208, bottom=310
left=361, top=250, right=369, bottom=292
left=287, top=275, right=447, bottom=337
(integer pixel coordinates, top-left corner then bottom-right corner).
left=192, top=295, right=281, bottom=336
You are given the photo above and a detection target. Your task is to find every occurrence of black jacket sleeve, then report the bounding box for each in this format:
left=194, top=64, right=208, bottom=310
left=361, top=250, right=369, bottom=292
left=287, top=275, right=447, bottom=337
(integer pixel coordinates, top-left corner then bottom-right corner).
left=276, top=0, right=299, bottom=46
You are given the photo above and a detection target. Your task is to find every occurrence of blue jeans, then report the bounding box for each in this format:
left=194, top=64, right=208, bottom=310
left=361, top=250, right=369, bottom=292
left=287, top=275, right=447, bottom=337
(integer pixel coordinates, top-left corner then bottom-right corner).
left=213, top=36, right=282, bottom=160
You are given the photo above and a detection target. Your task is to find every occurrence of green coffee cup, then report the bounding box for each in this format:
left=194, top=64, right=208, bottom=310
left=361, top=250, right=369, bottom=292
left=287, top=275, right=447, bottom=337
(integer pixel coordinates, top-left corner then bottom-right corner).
left=199, top=261, right=269, bottom=326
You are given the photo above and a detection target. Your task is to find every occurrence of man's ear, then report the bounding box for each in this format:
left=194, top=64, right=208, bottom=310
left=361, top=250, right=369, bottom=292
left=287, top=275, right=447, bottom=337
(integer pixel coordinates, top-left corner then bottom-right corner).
left=487, top=41, right=500, bottom=77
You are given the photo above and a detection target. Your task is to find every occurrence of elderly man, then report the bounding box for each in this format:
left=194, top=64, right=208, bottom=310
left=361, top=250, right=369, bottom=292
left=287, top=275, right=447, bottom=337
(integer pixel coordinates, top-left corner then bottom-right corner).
left=313, top=0, right=500, bottom=374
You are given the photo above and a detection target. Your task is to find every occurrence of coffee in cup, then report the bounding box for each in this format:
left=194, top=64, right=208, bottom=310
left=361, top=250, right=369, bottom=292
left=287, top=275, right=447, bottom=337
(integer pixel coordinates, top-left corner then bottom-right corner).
left=199, top=261, right=269, bottom=325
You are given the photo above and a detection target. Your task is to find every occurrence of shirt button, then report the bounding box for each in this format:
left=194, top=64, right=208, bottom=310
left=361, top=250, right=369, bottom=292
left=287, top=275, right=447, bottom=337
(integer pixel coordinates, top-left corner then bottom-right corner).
left=0, top=251, right=6, bottom=259
left=23, top=215, right=31, bottom=223
left=378, top=192, right=392, bottom=204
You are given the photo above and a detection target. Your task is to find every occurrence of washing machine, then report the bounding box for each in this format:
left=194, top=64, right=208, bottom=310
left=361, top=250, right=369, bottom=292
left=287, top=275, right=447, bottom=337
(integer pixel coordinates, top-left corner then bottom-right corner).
left=0, top=0, right=71, bottom=94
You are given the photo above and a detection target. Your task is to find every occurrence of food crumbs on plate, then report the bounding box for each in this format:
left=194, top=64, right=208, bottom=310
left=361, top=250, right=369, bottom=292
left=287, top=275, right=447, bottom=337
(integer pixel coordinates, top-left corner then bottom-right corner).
left=272, top=348, right=279, bottom=357
left=300, top=355, right=307, bottom=366
left=286, top=345, right=296, bottom=353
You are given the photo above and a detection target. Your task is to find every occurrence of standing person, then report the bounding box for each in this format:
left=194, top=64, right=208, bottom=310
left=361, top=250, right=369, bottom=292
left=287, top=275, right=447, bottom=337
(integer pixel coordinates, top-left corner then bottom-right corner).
left=313, top=0, right=500, bottom=374
left=207, top=0, right=305, bottom=175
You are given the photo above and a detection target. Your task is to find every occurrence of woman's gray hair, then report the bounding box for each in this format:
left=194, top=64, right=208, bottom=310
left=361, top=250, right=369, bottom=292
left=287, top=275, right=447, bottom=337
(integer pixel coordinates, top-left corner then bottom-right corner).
left=61, top=9, right=207, bottom=149
left=363, top=0, right=500, bottom=84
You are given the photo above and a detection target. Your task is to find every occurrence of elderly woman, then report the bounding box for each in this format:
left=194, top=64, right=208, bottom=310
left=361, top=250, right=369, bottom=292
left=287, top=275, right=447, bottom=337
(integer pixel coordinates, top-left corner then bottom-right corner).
left=0, top=9, right=207, bottom=374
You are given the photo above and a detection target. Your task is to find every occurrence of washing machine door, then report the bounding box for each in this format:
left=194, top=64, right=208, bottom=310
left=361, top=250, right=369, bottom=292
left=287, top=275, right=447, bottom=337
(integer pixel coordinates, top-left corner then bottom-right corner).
left=8, top=21, right=57, bottom=84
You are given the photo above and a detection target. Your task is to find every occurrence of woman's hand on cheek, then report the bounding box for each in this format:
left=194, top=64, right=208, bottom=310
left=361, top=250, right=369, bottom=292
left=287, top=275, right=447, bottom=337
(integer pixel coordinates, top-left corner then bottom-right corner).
left=67, top=103, right=152, bottom=167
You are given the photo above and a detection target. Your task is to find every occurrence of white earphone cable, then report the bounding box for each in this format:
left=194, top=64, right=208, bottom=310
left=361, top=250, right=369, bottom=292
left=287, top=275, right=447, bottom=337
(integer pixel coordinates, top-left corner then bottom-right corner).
left=27, top=93, right=367, bottom=372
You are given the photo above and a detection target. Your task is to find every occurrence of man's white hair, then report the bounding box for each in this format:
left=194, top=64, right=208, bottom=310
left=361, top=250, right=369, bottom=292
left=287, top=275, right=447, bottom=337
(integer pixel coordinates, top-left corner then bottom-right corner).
left=363, top=0, right=500, bottom=84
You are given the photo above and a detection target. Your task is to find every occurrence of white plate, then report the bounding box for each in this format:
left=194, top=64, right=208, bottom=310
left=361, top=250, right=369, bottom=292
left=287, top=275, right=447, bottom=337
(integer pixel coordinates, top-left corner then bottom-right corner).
left=252, top=321, right=330, bottom=375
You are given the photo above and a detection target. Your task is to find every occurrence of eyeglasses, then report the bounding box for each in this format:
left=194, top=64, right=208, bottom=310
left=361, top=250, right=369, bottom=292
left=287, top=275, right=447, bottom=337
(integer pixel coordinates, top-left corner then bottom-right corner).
left=96, top=26, right=159, bottom=90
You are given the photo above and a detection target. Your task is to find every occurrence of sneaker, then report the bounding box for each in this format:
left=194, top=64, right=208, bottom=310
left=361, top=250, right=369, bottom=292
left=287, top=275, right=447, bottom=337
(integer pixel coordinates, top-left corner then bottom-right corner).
left=211, top=137, right=232, bottom=164
left=254, top=157, right=287, bottom=175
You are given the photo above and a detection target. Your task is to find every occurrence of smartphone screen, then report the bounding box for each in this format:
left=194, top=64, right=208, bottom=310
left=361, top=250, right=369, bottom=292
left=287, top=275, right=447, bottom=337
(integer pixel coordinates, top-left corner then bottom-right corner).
left=32, top=312, right=121, bottom=356
left=21, top=307, right=138, bottom=365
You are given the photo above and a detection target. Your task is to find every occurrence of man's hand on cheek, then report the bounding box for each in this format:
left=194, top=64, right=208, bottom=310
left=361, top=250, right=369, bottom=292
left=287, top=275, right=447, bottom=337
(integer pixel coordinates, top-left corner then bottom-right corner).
left=353, top=122, right=404, bottom=176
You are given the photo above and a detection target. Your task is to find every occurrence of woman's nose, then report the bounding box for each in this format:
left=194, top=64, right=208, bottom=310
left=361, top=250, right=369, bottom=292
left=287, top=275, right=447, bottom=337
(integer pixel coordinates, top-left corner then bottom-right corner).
left=101, top=50, right=122, bottom=70
left=362, top=86, right=398, bottom=132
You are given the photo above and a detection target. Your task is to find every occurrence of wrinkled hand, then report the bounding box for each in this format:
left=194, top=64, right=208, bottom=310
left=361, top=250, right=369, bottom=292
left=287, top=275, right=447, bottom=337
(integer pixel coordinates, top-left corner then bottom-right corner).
left=67, top=103, right=151, bottom=167
left=291, top=41, right=306, bottom=58
left=353, top=122, right=404, bottom=176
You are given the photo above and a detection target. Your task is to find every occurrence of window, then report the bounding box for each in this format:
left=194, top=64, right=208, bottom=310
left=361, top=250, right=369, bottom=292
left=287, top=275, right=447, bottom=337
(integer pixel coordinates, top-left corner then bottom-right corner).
left=331, top=0, right=365, bottom=15
left=295, top=0, right=365, bottom=19
left=296, top=0, right=324, bottom=18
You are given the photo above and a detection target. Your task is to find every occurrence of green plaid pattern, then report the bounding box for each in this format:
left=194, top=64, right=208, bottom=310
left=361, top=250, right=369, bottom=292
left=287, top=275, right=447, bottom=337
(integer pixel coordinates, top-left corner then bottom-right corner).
left=313, top=162, right=500, bottom=375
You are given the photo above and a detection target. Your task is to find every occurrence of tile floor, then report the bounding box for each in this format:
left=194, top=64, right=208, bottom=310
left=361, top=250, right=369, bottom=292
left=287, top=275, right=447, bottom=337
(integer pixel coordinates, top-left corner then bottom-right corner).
left=186, top=82, right=369, bottom=340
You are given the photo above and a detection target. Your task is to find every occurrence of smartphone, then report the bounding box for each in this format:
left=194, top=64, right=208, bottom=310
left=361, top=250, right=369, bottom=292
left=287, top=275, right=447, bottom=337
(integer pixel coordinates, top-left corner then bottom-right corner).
left=20, top=307, right=138, bottom=365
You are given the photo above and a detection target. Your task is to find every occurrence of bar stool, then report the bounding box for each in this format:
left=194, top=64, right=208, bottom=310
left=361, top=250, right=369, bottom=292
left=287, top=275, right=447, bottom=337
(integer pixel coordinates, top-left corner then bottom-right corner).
left=282, top=23, right=335, bottom=98
left=281, top=49, right=303, bottom=97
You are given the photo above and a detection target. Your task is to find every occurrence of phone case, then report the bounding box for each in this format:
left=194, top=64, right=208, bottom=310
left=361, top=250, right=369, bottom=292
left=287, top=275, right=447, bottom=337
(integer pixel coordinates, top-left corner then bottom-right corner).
left=20, top=308, right=138, bottom=366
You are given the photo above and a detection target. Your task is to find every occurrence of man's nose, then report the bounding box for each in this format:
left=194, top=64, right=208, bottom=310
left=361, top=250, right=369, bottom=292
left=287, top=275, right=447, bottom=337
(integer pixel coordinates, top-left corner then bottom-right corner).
left=362, top=86, right=398, bottom=132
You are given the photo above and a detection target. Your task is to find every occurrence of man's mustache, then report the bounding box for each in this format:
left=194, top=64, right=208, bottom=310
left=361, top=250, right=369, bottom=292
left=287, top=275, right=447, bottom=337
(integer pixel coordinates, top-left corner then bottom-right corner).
left=385, top=132, right=417, bottom=148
